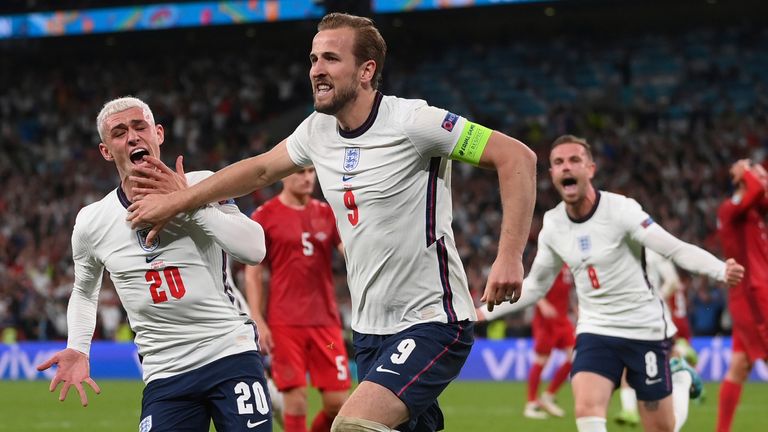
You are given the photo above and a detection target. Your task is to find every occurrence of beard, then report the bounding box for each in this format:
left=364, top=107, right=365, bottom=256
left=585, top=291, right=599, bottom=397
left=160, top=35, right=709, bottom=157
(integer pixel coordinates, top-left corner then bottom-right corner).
left=314, top=81, right=358, bottom=115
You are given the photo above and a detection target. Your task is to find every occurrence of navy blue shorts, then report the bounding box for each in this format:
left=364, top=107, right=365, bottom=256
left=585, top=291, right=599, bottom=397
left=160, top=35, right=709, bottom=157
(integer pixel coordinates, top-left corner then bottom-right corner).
left=353, top=320, right=474, bottom=432
left=140, top=351, right=272, bottom=432
left=571, top=333, right=672, bottom=401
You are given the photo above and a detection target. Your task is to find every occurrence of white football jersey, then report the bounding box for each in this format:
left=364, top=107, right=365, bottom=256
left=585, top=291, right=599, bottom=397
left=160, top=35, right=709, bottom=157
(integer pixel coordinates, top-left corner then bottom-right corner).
left=532, top=191, right=678, bottom=340
left=70, top=171, right=259, bottom=382
left=286, top=93, right=478, bottom=334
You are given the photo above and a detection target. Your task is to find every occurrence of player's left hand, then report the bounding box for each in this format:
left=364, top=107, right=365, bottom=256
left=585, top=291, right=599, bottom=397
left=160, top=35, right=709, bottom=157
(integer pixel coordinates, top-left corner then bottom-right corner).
left=36, top=348, right=101, bottom=407
left=481, top=257, right=523, bottom=312
left=724, top=258, right=745, bottom=286
left=126, top=192, right=179, bottom=246
left=129, top=155, right=187, bottom=196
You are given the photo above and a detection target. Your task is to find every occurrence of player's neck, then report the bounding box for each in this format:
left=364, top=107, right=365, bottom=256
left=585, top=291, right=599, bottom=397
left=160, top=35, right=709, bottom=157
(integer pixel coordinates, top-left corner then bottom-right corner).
left=278, top=191, right=310, bottom=209
left=335, top=89, right=377, bottom=132
left=565, top=186, right=598, bottom=219
left=121, top=175, right=139, bottom=202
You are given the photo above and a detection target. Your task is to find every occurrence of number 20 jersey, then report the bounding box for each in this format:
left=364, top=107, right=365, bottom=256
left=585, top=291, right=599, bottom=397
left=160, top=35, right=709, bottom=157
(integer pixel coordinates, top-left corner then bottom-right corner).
left=71, top=171, right=258, bottom=382
left=286, top=93, right=478, bottom=335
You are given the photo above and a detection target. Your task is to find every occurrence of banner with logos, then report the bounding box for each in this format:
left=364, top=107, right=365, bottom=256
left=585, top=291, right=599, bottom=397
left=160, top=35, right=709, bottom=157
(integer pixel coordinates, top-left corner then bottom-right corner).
left=457, top=336, right=768, bottom=382
left=2, top=337, right=766, bottom=381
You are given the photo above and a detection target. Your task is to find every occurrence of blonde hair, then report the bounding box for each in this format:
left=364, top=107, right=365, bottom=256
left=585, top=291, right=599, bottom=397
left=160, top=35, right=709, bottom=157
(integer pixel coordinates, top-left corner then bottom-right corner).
left=96, top=96, right=155, bottom=142
left=318, top=13, right=387, bottom=90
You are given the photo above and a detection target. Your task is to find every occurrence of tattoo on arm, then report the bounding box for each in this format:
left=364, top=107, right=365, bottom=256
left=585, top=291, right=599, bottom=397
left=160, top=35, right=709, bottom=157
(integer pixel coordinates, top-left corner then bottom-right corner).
left=642, top=400, right=660, bottom=411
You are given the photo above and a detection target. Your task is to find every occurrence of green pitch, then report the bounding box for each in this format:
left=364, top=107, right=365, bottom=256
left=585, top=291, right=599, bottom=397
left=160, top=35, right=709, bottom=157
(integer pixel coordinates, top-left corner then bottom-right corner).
left=1, top=380, right=766, bottom=431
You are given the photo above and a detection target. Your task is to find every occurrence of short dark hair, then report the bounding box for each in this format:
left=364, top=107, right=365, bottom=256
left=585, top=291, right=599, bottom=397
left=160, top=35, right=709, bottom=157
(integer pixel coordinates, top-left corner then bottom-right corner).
left=550, top=134, right=593, bottom=160
left=318, top=13, right=387, bottom=90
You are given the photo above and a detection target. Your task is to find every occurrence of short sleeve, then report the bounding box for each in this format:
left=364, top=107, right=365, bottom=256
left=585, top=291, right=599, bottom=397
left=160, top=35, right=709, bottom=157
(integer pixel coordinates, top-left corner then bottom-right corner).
left=402, top=102, right=469, bottom=158
left=286, top=115, right=314, bottom=167
left=251, top=206, right=266, bottom=224
left=326, top=204, right=342, bottom=248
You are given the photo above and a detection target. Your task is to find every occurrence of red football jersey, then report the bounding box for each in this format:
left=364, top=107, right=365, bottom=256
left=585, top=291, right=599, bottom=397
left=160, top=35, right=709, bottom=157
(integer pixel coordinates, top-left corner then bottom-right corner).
left=717, top=170, right=768, bottom=356
left=251, top=197, right=342, bottom=327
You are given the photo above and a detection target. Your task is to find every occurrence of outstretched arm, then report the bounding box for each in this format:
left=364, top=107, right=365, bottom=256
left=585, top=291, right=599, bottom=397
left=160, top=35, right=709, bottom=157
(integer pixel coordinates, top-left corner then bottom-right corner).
left=477, top=132, right=537, bottom=311
left=127, top=140, right=300, bottom=244
left=37, top=221, right=103, bottom=406
left=641, top=223, right=743, bottom=286
left=127, top=156, right=267, bottom=262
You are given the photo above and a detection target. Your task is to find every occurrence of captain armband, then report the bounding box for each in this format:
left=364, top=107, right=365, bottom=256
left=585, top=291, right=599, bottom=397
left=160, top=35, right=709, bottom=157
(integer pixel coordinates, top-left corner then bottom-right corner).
left=449, top=121, right=493, bottom=165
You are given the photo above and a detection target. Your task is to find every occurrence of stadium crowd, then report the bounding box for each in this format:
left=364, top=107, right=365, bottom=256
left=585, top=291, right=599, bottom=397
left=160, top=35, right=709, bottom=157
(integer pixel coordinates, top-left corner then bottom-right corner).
left=1, top=23, right=767, bottom=342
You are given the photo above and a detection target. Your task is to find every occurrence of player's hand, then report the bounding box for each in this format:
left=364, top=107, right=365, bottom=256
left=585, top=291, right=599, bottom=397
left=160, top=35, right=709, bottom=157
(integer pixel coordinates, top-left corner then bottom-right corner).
left=730, top=159, right=751, bottom=185
left=480, top=257, right=523, bottom=312
left=36, top=348, right=101, bottom=407
left=254, top=318, right=274, bottom=355
left=126, top=192, right=180, bottom=246
left=129, top=155, right=188, bottom=196
left=537, top=300, right=558, bottom=319
left=724, top=258, right=745, bottom=286
left=475, top=307, right=487, bottom=322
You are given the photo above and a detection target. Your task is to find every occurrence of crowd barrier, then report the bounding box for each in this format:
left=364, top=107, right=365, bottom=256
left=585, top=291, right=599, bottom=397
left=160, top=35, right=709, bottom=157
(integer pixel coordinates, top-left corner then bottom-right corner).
left=1, top=337, right=766, bottom=381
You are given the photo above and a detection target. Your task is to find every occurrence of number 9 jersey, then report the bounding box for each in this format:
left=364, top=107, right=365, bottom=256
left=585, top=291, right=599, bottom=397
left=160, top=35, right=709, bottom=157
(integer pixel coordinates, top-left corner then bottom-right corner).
left=286, top=93, right=482, bottom=336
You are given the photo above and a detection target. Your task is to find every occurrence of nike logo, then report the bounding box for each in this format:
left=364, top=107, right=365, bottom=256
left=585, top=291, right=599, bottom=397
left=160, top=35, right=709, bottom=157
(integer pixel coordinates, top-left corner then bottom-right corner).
left=645, top=377, right=662, bottom=385
left=246, top=419, right=268, bottom=429
left=145, top=253, right=162, bottom=263
left=342, top=174, right=354, bottom=181
left=376, top=365, right=400, bottom=375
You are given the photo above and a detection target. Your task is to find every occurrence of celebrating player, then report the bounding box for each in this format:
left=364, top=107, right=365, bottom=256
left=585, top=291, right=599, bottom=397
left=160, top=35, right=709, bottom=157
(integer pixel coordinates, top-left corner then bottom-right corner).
left=245, top=167, right=350, bottom=432
left=126, top=12, right=537, bottom=432
left=715, top=159, right=768, bottom=432
left=483, top=135, right=743, bottom=432
left=37, top=97, right=273, bottom=431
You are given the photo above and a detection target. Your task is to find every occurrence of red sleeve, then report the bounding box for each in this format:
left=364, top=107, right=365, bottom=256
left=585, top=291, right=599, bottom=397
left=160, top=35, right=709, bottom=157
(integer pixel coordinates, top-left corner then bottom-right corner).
left=719, top=171, right=765, bottom=223
left=327, top=205, right=342, bottom=248
left=250, top=206, right=265, bottom=223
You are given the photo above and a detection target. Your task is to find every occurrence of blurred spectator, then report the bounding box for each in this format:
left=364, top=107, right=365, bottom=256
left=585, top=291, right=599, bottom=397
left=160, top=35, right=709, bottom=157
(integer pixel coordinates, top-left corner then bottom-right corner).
left=690, top=279, right=726, bottom=336
left=2, top=21, right=767, bottom=341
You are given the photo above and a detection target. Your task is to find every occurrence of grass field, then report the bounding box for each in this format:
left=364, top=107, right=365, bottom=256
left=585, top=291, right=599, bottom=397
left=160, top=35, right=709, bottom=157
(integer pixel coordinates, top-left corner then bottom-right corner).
left=2, top=380, right=766, bottom=431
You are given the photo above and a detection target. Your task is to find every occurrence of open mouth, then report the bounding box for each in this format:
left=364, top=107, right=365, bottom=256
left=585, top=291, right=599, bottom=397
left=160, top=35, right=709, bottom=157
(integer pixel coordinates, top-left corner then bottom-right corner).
left=130, top=148, right=150, bottom=164
left=315, top=82, right=333, bottom=96
left=561, top=177, right=578, bottom=192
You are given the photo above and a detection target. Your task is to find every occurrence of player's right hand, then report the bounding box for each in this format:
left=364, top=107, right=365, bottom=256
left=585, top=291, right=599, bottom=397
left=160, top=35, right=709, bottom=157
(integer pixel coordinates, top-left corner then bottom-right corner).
left=36, top=348, right=101, bottom=407
left=481, top=257, right=524, bottom=312
left=724, top=258, right=745, bottom=287
left=129, top=155, right=188, bottom=196
left=254, top=319, right=274, bottom=355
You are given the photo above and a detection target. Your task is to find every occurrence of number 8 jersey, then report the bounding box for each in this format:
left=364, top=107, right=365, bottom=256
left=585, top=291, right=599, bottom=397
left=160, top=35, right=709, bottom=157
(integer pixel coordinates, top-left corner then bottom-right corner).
left=522, top=191, right=727, bottom=341
left=67, top=171, right=265, bottom=383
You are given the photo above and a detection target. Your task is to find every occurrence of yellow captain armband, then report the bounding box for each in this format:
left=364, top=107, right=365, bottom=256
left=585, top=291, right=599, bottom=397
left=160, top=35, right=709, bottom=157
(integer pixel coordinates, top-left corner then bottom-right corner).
left=449, top=121, right=493, bottom=165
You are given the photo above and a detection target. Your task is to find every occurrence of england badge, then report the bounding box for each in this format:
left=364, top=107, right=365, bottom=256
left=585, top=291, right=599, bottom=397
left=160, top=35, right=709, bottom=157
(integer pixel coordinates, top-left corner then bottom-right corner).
left=343, top=147, right=360, bottom=172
